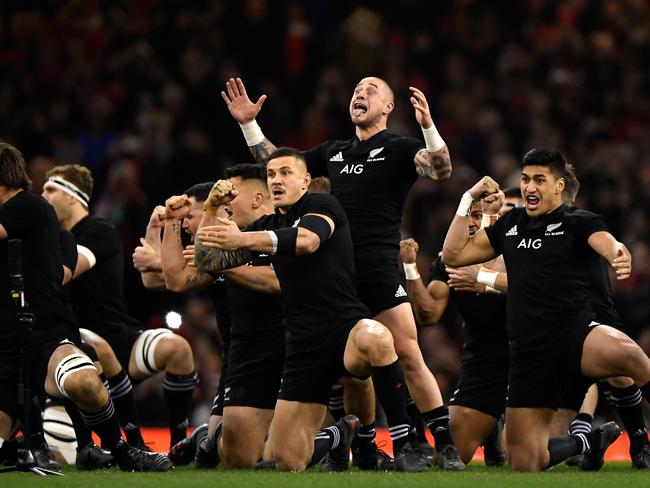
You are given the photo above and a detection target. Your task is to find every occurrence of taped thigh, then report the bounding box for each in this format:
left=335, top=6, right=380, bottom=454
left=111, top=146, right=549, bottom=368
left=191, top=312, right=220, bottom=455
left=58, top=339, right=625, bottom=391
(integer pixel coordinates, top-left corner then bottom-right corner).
left=55, top=354, right=97, bottom=399
left=132, top=328, right=173, bottom=376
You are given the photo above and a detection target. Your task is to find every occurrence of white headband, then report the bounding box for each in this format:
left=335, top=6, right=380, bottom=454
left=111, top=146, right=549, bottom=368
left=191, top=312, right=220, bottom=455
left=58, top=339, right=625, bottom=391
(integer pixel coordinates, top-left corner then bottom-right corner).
left=44, top=176, right=90, bottom=208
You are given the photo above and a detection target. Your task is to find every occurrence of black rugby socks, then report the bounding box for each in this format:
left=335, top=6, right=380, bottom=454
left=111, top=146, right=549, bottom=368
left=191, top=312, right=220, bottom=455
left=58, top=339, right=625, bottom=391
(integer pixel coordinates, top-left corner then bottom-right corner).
left=308, top=425, right=343, bottom=468
left=164, top=371, right=198, bottom=446
left=422, top=405, right=454, bottom=450
left=372, top=361, right=411, bottom=454
left=80, top=398, right=121, bottom=449
left=568, top=412, right=593, bottom=437
left=604, top=384, right=649, bottom=455
left=64, top=399, right=94, bottom=448
left=406, top=390, right=428, bottom=443
left=328, top=388, right=346, bottom=421
left=547, top=434, right=588, bottom=468
left=107, top=369, right=144, bottom=446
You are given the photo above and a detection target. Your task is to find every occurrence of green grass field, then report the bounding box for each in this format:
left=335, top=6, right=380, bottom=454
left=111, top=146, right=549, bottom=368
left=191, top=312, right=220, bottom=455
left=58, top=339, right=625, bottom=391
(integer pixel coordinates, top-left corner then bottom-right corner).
left=1, top=463, right=649, bottom=487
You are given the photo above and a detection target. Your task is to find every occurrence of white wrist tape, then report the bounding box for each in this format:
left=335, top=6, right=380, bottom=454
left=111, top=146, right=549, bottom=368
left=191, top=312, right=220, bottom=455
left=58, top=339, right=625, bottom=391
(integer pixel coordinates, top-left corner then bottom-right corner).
left=403, top=262, right=420, bottom=281
left=481, top=213, right=498, bottom=228
left=266, top=230, right=278, bottom=255
left=456, top=192, right=475, bottom=217
left=421, top=124, right=445, bottom=152
left=485, top=285, right=501, bottom=294
left=477, top=267, right=499, bottom=288
left=239, top=119, right=265, bottom=146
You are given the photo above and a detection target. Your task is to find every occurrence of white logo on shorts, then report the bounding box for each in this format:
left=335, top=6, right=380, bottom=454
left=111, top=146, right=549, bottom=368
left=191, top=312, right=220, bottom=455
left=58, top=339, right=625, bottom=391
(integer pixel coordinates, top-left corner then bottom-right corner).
left=395, top=285, right=407, bottom=298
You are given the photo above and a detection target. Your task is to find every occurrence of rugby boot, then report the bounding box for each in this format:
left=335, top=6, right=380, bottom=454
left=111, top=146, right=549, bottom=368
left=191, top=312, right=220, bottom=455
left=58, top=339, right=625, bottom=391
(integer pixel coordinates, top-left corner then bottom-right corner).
left=580, top=421, right=622, bottom=471
left=435, top=444, right=466, bottom=471
left=394, top=442, right=430, bottom=472
left=75, top=442, right=115, bottom=471
left=322, top=415, right=360, bottom=472
left=168, top=423, right=208, bottom=465
left=113, top=440, right=173, bottom=472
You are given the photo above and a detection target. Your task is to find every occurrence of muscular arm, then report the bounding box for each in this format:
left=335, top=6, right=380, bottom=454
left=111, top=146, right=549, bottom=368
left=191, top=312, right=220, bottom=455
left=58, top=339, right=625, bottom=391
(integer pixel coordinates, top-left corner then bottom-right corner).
left=248, top=139, right=278, bottom=165
left=588, top=231, right=632, bottom=280
left=414, top=146, right=452, bottom=180
left=406, top=277, right=450, bottom=327
left=442, top=220, right=497, bottom=267
left=161, top=218, right=212, bottom=292
left=223, top=265, right=281, bottom=295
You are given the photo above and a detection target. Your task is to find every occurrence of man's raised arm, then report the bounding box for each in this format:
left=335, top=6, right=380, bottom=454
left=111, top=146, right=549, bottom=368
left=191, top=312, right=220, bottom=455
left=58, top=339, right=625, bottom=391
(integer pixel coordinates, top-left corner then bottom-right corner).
left=221, top=77, right=278, bottom=164
left=442, top=177, right=501, bottom=267
left=410, top=86, right=451, bottom=180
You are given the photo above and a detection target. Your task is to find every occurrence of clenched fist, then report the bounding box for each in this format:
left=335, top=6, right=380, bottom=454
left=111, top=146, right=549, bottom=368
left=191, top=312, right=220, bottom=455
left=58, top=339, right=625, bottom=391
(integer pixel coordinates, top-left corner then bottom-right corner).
left=165, top=194, right=191, bottom=219
left=204, top=180, right=238, bottom=211
left=468, top=176, right=500, bottom=200
left=400, top=238, right=419, bottom=264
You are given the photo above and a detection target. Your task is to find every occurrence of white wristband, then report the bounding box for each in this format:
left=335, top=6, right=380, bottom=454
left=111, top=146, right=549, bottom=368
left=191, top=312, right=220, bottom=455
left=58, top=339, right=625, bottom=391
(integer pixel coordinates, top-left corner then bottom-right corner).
left=477, top=267, right=498, bottom=288
left=481, top=214, right=498, bottom=228
left=403, top=263, right=420, bottom=281
left=485, top=285, right=501, bottom=294
left=239, top=119, right=265, bottom=147
left=266, top=230, right=278, bottom=255
left=421, top=124, right=445, bottom=152
left=456, top=191, right=475, bottom=217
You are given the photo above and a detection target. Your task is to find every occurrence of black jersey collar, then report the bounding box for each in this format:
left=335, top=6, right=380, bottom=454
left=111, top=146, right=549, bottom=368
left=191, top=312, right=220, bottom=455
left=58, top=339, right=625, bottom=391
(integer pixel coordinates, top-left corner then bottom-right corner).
left=274, top=191, right=309, bottom=216
left=354, top=129, right=389, bottom=145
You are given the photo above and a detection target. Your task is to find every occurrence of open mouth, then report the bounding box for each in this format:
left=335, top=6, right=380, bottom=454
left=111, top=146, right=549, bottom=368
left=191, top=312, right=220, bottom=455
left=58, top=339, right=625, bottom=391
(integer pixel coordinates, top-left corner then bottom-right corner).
left=352, top=102, right=367, bottom=117
left=272, top=188, right=285, bottom=198
left=223, top=206, right=233, bottom=218
left=526, top=195, right=540, bottom=211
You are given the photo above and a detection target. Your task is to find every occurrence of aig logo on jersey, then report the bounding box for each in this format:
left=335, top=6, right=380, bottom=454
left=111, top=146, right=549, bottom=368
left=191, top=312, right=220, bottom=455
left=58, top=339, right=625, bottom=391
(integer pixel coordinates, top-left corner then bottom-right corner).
left=517, top=238, right=542, bottom=249
left=340, top=163, right=364, bottom=174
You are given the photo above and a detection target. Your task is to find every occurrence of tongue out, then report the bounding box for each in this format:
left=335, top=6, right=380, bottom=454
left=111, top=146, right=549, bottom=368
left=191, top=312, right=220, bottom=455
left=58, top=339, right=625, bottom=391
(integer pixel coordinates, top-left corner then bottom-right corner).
left=353, top=108, right=366, bottom=117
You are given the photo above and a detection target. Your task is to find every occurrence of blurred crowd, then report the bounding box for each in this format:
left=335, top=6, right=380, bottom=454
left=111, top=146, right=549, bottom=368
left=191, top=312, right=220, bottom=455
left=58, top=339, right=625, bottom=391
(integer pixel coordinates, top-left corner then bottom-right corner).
left=1, top=0, right=649, bottom=420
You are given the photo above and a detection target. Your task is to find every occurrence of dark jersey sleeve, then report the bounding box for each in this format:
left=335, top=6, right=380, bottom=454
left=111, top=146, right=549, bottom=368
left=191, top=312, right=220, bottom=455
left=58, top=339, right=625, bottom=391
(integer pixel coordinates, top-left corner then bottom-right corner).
left=0, top=193, right=47, bottom=238
left=59, top=229, right=78, bottom=271
left=427, top=255, right=449, bottom=283
left=572, top=209, right=609, bottom=243
left=483, top=212, right=510, bottom=256
left=75, top=220, right=121, bottom=264
left=302, top=193, right=347, bottom=229
left=397, top=135, right=424, bottom=182
left=243, top=214, right=275, bottom=232
left=302, top=142, right=330, bottom=178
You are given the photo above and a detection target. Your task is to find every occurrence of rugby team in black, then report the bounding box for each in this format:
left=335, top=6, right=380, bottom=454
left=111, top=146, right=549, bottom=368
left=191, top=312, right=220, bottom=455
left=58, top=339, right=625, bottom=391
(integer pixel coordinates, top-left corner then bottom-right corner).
left=0, top=75, right=648, bottom=473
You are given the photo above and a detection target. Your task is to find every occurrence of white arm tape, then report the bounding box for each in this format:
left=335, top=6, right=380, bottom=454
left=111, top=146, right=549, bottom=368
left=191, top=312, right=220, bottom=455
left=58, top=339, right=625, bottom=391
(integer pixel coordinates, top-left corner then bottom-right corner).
left=239, top=119, right=265, bottom=146
left=421, top=124, right=445, bottom=152
left=481, top=213, right=498, bottom=228
left=266, top=230, right=278, bottom=255
left=485, top=285, right=501, bottom=294
left=403, top=262, right=420, bottom=281
left=456, top=192, right=475, bottom=217
left=76, top=245, right=97, bottom=270
left=477, top=267, right=499, bottom=288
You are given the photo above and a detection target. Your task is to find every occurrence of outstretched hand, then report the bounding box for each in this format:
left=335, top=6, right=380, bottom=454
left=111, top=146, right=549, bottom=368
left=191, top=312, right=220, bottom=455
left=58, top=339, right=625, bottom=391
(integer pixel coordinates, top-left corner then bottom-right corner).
left=409, top=86, right=433, bottom=129
left=196, top=218, right=243, bottom=251
left=221, top=77, right=267, bottom=124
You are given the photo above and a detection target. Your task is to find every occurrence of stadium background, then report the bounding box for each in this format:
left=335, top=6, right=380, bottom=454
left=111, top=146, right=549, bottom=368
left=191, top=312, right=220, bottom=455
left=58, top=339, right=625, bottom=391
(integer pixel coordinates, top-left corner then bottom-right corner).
left=1, top=0, right=649, bottom=428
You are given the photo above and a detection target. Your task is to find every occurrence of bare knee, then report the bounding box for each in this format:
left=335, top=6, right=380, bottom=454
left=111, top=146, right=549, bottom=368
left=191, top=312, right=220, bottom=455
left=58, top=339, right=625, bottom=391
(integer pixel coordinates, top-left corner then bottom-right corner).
left=275, top=452, right=308, bottom=472
left=605, top=376, right=635, bottom=389
left=65, top=371, right=105, bottom=407
left=157, top=334, right=194, bottom=373
left=356, top=321, right=396, bottom=365
left=508, top=446, right=547, bottom=472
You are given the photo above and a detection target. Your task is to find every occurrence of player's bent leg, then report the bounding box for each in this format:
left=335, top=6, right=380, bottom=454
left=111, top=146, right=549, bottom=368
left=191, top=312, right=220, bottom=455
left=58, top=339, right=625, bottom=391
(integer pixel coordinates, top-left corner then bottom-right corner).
left=0, top=410, right=15, bottom=440
left=605, top=376, right=636, bottom=388
left=219, top=406, right=273, bottom=468
left=550, top=409, right=579, bottom=437
left=270, top=400, right=327, bottom=471
left=45, top=344, right=106, bottom=411
left=374, top=304, right=444, bottom=410
left=505, top=407, right=554, bottom=471
left=581, top=325, right=650, bottom=385
left=449, top=405, right=497, bottom=465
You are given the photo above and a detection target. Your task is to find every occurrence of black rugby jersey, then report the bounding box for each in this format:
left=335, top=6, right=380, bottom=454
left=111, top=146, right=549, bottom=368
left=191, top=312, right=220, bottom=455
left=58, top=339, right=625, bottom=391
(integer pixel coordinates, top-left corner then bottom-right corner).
left=225, top=254, right=284, bottom=343
left=247, top=192, right=369, bottom=347
left=428, top=256, right=508, bottom=362
left=60, top=228, right=78, bottom=273
left=0, top=191, right=76, bottom=350
left=303, top=130, right=422, bottom=265
left=565, top=207, right=623, bottom=328
left=207, top=276, right=232, bottom=350
left=70, top=216, right=142, bottom=339
left=484, top=204, right=608, bottom=349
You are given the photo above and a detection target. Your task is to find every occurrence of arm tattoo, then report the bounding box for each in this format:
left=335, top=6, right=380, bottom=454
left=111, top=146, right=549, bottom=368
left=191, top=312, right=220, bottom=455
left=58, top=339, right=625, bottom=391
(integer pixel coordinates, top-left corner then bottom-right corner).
left=194, top=237, right=253, bottom=273
left=414, top=147, right=452, bottom=180
left=250, top=139, right=278, bottom=165
left=185, top=271, right=204, bottom=285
